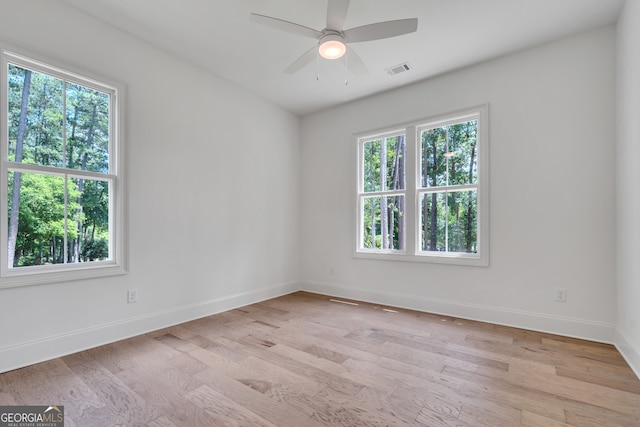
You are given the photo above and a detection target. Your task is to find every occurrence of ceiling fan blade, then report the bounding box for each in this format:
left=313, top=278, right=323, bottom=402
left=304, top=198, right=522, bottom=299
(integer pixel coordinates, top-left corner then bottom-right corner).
left=284, top=45, right=318, bottom=74
left=342, top=46, right=368, bottom=76
left=326, top=0, right=350, bottom=31
left=344, top=18, right=418, bottom=43
left=251, top=13, right=323, bottom=39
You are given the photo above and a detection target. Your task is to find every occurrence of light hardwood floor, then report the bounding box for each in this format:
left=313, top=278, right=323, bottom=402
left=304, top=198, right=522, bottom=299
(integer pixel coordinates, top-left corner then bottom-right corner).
left=1, top=291, right=639, bottom=426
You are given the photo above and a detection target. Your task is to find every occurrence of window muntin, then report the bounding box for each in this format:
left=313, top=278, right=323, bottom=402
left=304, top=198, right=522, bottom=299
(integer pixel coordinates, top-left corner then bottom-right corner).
left=1, top=50, right=124, bottom=284
left=356, top=106, right=488, bottom=266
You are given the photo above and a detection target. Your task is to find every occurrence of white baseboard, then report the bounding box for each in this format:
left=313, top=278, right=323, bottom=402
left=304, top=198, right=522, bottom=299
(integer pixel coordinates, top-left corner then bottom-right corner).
left=300, top=281, right=616, bottom=344
left=1, top=280, right=624, bottom=376
left=615, top=329, right=640, bottom=380
left=0, top=281, right=299, bottom=374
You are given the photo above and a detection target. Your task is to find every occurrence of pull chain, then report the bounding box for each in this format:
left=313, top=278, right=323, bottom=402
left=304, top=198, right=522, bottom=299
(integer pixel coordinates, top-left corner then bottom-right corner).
left=344, top=49, right=348, bottom=85
left=316, top=46, right=320, bottom=81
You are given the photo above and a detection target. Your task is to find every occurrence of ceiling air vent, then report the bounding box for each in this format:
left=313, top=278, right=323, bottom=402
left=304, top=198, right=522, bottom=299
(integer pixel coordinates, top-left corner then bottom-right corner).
left=386, top=62, right=411, bottom=76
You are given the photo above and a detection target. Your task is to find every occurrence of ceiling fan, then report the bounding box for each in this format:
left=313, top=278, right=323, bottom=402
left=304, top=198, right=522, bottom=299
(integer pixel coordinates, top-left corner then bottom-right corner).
left=250, top=0, right=418, bottom=76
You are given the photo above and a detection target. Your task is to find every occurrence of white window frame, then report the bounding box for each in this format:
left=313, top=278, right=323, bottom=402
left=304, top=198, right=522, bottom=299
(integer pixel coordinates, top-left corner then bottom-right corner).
left=355, top=105, right=489, bottom=266
left=0, top=49, right=127, bottom=288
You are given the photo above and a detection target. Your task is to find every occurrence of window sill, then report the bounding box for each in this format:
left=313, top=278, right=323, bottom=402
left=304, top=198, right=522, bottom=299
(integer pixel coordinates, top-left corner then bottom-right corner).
left=353, top=250, right=489, bottom=267
left=0, top=263, right=127, bottom=289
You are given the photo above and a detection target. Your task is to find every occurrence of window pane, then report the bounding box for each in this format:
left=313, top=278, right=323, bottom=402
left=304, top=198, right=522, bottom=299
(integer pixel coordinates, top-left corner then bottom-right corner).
left=66, top=84, right=110, bottom=173
left=421, top=190, right=477, bottom=253
left=8, top=64, right=64, bottom=167
left=421, top=192, right=445, bottom=251
left=7, top=172, right=111, bottom=268
left=386, top=136, right=406, bottom=191
left=447, top=121, right=478, bottom=186
left=362, top=195, right=405, bottom=250
left=362, top=135, right=406, bottom=192
left=7, top=171, right=65, bottom=267
left=421, top=120, right=478, bottom=188
left=421, top=128, right=447, bottom=187
left=69, top=178, right=110, bottom=262
left=446, top=190, right=477, bottom=253
left=363, top=139, right=381, bottom=192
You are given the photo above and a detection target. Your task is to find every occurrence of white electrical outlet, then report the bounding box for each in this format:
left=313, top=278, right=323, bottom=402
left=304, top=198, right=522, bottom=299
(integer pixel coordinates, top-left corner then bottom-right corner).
left=555, top=288, right=567, bottom=302
left=127, top=288, right=138, bottom=303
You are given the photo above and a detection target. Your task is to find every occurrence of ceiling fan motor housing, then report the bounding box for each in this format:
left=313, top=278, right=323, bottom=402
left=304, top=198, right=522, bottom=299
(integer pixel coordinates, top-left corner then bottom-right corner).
left=318, top=31, right=346, bottom=59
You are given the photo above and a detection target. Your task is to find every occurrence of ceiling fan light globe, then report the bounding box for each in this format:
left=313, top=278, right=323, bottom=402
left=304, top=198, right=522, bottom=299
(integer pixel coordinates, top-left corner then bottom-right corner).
left=319, top=40, right=346, bottom=59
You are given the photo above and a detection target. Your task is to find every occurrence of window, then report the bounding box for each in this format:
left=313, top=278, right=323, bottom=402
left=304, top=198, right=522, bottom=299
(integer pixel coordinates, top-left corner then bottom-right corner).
left=1, top=50, right=126, bottom=286
left=356, top=105, right=488, bottom=266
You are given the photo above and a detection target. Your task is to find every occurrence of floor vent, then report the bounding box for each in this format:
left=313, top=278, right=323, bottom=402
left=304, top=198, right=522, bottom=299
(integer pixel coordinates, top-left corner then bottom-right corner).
left=329, top=299, right=359, bottom=306
left=386, top=62, right=411, bottom=76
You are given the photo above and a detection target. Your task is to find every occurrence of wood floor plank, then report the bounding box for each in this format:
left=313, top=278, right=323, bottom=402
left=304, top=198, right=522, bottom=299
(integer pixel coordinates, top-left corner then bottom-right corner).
left=271, top=385, right=408, bottom=427
left=564, top=409, right=636, bottom=427
left=192, top=367, right=326, bottom=427
left=0, top=392, right=17, bottom=405
left=441, top=364, right=640, bottom=426
left=237, top=340, right=366, bottom=397
left=521, top=410, right=571, bottom=427
left=36, top=359, right=106, bottom=422
left=555, top=366, right=640, bottom=394
left=185, top=384, right=277, bottom=427
left=415, top=406, right=470, bottom=427
left=368, top=330, right=510, bottom=371
left=267, top=343, right=379, bottom=390
left=147, top=416, right=179, bottom=427
left=68, top=358, right=159, bottom=426
left=322, top=331, right=451, bottom=373
left=2, top=291, right=640, bottom=426
left=354, top=386, right=422, bottom=426
left=187, top=345, right=325, bottom=398
left=114, top=357, right=212, bottom=426
left=457, top=402, right=522, bottom=427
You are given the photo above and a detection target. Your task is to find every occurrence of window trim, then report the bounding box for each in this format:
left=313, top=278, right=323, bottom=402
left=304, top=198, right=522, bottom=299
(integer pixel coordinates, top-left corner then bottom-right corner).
left=354, top=105, right=489, bottom=267
left=0, top=48, right=127, bottom=288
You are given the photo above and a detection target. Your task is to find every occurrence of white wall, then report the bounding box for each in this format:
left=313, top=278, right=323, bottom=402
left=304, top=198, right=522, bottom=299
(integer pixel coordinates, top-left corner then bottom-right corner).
left=0, top=1, right=301, bottom=372
left=300, top=27, right=617, bottom=342
left=616, top=0, right=640, bottom=377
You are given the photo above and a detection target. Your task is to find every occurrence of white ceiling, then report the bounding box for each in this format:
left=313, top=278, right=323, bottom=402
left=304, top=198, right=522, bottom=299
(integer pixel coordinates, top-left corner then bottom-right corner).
left=61, top=0, right=624, bottom=116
